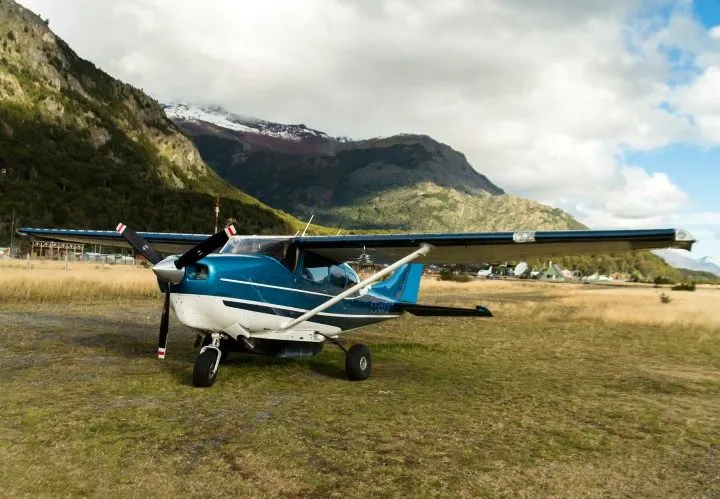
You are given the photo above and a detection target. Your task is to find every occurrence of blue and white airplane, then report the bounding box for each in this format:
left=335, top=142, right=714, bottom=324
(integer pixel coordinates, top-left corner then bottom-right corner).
left=18, top=225, right=695, bottom=387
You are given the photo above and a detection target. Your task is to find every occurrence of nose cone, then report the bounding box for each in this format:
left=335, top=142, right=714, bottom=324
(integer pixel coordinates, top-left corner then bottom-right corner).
left=152, top=256, right=185, bottom=284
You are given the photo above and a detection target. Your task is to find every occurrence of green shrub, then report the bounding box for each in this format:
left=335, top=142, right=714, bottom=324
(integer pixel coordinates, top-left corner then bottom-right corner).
left=671, top=282, right=696, bottom=292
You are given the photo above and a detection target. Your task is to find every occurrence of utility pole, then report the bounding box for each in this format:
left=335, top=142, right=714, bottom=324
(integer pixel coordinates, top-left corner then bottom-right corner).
left=214, top=194, right=220, bottom=233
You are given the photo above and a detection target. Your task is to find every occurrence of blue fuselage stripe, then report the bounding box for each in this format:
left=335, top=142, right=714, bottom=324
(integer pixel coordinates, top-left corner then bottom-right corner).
left=221, top=300, right=394, bottom=329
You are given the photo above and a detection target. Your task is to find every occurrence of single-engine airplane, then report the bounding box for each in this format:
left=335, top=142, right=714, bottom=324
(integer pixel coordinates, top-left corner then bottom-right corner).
left=18, top=225, right=695, bottom=387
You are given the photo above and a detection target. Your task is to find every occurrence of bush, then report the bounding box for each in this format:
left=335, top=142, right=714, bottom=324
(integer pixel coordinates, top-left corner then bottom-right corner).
left=654, top=276, right=673, bottom=285
left=439, top=269, right=473, bottom=283
left=671, top=282, right=696, bottom=292
left=659, top=293, right=672, bottom=304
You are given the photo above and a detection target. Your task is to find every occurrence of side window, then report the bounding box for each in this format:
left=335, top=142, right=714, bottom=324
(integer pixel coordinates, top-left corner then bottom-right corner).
left=301, top=265, right=329, bottom=284
left=344, top=266, right=361, bottom=297
left=328, top=265, right=347, bottom=289
left=346, top=267, right=359, bottom=288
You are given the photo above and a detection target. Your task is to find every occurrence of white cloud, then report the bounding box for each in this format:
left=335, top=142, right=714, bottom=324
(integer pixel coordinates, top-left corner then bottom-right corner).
left=672, top=67, right=720, bottom=142
left=17, top=0, right=720, bottom=258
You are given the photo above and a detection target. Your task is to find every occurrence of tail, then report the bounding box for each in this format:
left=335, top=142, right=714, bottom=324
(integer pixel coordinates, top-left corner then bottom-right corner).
left=371, top=263, right=424, bottom=303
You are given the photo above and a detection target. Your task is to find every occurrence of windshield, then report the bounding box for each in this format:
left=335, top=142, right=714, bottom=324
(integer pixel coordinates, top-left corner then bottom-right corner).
left=219, top=236, right=292, bottom=257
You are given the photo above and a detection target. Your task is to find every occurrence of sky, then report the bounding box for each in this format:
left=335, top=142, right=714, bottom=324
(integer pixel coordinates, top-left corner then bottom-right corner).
left=18, top=0, right=720, bottom=260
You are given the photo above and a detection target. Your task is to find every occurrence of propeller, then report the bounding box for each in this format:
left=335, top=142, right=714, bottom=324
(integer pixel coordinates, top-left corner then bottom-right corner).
left=115, top=223, right=162, bottom=265
left=115, top=223, right=237, bottom=359
left=173, top=225, right=236, bottom=269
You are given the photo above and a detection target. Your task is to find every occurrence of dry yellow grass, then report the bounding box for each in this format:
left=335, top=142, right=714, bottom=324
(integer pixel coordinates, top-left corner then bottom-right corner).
left=422, top=277, right=720, bottom=330
left=0, top=259, right=159, bottom=302
left=3, top=260, right=719, bottom=330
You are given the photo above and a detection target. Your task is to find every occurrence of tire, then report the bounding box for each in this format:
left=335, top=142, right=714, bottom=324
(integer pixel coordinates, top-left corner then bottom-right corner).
left=193, top=349, right=219, bottom=387
left=345, top=344, right=372, bottom=381
left=201, top=335, right=229, bottom=363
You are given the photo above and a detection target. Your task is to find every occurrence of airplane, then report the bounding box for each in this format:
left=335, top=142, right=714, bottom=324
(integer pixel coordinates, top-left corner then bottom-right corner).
left=18, top=225, right=695, bottom=387
left=477, top=266, right=493, bottom=278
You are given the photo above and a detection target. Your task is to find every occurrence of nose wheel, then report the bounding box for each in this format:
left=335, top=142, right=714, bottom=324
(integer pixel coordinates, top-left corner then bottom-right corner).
left=193, top=333, right=224, bottom=387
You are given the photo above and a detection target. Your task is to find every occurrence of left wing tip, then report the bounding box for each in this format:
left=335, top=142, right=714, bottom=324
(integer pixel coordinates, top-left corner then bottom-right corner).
left=674, top=229, right=696, bottom=250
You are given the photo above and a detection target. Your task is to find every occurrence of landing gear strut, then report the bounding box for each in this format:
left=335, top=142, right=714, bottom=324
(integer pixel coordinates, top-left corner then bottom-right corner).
left=315, top=333, right=372, bottom=381
left=193, top=333, right=223, bottom=387
left=200, top=334, right=230, bottom=363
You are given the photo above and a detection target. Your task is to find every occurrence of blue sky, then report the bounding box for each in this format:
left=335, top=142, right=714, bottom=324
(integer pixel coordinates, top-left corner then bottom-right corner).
left=19, top=0, right=720, bottom=261
left=622, top=0, right=720, bottom=259
left=694, top=0, right=720, bottom=28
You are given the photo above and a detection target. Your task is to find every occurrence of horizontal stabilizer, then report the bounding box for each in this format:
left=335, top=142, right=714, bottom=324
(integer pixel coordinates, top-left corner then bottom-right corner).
left=399, top=303, right=493, bottom=317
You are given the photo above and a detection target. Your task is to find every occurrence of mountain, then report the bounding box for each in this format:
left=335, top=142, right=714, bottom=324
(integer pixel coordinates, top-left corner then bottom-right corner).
left=698, top=256, right=720, bottom=270
left=168, top=104, right=691, bottom=280
left=654, top=249, right=720, bottom=277
left=166, top=104, right=586, bottom=232
left=0, top=0, right=319, bottom=245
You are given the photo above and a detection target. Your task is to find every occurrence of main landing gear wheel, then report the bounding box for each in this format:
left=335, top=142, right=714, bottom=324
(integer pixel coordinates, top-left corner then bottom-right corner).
left=193, top=348, right=220, bottom=388
left=345, top=343, right=372, bottom=381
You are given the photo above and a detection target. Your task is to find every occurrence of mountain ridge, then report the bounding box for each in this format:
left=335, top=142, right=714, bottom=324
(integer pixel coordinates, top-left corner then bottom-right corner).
left=653, top=249, right=720, bottom=277
left=167, top=104, right=592, bottom=234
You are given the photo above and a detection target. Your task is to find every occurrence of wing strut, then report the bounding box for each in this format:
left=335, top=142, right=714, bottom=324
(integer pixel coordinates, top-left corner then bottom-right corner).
left=280, top=244, right=433, bottom=331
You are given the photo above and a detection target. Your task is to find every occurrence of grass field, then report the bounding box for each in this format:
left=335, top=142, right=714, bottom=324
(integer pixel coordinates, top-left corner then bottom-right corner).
left=1, top=260, right=719, bottom=497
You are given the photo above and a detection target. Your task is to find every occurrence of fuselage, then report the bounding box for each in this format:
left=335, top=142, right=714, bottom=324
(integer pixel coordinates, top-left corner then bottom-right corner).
left=168, top=253, right=404, bottom=340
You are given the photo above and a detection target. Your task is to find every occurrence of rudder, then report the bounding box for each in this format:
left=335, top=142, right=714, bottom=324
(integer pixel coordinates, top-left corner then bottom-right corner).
left=371, top=263, right=424, bottom=303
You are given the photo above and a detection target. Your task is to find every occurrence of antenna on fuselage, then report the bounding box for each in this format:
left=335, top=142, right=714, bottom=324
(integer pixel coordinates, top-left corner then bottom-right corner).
left=301, top=214, right=314, bottom=237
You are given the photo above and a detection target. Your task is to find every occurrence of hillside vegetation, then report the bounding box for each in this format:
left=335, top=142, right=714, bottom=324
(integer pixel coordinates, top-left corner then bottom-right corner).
left=0, top=0, right=329, bottom=244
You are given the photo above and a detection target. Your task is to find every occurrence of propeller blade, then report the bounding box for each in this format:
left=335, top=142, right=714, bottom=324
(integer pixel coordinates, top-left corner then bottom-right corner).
left=158, top=284, right=170, bottom=359
left=173, top=225, right=236, bottom=269
left=116, top=223, right=163, bottom=265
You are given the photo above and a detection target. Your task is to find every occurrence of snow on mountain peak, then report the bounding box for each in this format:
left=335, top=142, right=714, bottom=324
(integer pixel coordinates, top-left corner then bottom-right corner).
left=699, top=256, right=720, bottom=266
left=654, top=249, right=720, bottom=276
left=163, top=103, right=334, bottom=142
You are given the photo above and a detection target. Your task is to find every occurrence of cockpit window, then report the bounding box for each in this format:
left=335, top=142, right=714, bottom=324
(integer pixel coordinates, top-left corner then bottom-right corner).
left=297, top=253, right=363, bottom=296
left=301, top=265, right=329, bottom=284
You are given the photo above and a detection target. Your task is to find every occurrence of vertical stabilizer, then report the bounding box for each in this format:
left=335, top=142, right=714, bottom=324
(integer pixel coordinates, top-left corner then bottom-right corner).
left=371, top=264, right=424, bottom=303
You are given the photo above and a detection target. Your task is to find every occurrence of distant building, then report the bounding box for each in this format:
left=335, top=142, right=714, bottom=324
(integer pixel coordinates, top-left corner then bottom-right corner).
left=538, top=261, right=566, bottom=281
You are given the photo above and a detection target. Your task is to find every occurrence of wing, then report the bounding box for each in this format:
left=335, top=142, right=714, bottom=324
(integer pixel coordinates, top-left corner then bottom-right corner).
left=17, top=227, right=211, bottom=254
left=294, top=229, right=696, bottom=264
